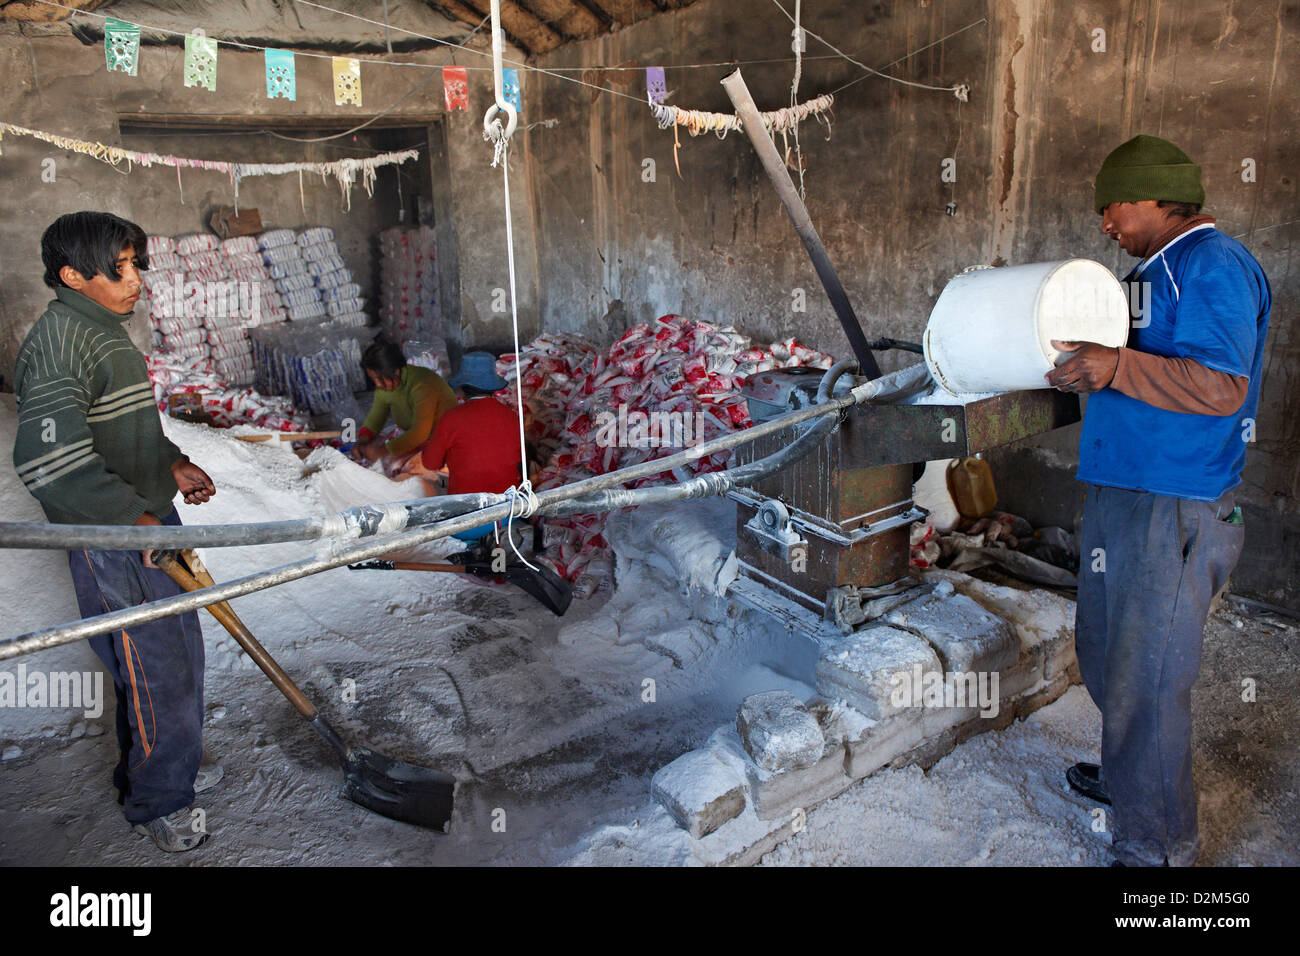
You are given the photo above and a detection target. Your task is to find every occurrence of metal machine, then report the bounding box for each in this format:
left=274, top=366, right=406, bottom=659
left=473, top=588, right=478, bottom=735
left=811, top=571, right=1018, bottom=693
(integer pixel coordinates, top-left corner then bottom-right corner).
left=727, top=383, right=1079, bottom=628
left=716, top=68, right=1082, bottom=633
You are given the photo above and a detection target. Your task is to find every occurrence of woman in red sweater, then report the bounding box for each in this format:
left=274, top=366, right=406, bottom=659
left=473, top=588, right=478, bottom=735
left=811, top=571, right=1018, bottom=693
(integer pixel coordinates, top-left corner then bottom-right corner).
left=421, top=351, right=523, bottom=541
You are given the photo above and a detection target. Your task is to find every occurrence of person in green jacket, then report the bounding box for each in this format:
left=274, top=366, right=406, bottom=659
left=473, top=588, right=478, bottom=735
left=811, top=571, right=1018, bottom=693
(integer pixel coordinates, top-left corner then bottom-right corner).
left=353, top=339, right=456, bottom=489
left=12, top=211, right=219, bottom=852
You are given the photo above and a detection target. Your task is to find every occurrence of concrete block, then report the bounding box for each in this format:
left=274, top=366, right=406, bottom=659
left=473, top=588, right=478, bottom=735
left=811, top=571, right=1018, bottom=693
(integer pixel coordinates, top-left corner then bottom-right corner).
left=1043, top=630, right=1078, bottom=681
left=814, top=625, right=941, bottom=720
left=1015, top=672, right=1074, bottom=720
left=922, top=703, right=983, bottom=737
left=999, top=645, right=1046, bottom=700
left=885, top=590, right=1019, bottom=674
left=735, top=691, right=824, bottom=773
left=891, top=724, right=961, bottom=772
left=744, top=742, right=851, bottom=821
left=709, top=726, right=850, bottom=822
left=842, top=708, right=927, bottom=779
left=651, top=748, right=747, bottom=839
left=923, top=569, right=1076, bottom=681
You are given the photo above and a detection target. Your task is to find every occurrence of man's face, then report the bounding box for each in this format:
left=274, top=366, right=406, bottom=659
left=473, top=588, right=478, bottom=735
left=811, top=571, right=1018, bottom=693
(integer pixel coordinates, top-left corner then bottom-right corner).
left=1100, top=200, right=1167, bottom=259
left=62, top=244, right=143, bottom=314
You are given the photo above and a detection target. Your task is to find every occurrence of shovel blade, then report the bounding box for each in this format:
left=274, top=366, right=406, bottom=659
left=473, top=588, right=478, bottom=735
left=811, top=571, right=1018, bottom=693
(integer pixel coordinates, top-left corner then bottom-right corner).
left=501, top=561, right=574, bottom=616
left=342, top=747, right=457, bottom=832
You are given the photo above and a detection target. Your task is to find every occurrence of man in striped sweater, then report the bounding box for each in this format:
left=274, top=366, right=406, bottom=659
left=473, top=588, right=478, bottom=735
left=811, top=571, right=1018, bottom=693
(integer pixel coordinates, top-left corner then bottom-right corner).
left=12, top=211, right=219, bottom=852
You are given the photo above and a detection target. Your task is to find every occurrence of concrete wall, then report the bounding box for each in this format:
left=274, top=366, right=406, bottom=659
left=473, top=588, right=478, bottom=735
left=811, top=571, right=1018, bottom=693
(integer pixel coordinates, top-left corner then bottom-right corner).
left=1, top=1, right=1294, bottom=606
left=0, top=9, right=539, bottom=377
left=523, top=0, right=1298, bottom=608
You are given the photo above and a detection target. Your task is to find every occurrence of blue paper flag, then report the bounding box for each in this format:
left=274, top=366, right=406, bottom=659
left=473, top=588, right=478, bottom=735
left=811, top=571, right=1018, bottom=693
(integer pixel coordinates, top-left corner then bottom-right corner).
left=502, top=68, right=522, bottom=116
left=265, top=49, right=296, bottom=100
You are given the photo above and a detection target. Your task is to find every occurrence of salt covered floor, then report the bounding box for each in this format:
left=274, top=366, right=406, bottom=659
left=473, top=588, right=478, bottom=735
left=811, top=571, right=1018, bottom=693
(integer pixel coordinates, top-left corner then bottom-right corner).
left=1, top=408, right=1297, bottom=866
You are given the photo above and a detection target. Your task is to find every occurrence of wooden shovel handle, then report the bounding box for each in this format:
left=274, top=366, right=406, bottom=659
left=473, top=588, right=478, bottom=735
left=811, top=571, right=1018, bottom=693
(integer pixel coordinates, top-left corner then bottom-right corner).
left=388, top=562, right=467, bottom=573
left=154, top=551, right=317, bottom=720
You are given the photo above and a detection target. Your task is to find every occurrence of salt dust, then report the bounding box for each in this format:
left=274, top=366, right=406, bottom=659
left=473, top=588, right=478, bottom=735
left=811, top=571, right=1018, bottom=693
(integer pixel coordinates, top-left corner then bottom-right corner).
left=1, top=399, right=1295, bottom=866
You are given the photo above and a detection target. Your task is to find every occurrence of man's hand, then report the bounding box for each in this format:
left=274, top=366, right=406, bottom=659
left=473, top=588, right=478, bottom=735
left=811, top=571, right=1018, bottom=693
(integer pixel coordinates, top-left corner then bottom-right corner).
left=135, top=511, right=162, bottom=569
left=1045, top=340, right=1120, bottom=394
left=359, top=440, right=386, bottom=464
left=172, top=459, right=216, bottom=505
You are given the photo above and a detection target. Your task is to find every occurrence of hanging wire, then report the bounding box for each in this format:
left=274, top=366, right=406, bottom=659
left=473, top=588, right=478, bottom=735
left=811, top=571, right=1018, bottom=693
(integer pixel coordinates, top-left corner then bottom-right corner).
left=788, top=0, right=806, bottom=198
left=769, top=0, right=975, bottom=99
left=481, top=0, right=539, bottom=572
left=30, top=0, right=980, bottom=106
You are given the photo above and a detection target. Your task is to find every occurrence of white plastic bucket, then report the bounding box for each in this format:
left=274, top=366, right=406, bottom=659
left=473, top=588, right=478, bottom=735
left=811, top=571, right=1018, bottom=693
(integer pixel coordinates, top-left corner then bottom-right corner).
left=923, top=259, right=1130, bottom=393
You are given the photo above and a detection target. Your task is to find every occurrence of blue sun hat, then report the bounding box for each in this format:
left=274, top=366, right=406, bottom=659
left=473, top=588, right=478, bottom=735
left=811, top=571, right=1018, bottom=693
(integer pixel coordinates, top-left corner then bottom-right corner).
left=449, top=350, right=507, bottom=391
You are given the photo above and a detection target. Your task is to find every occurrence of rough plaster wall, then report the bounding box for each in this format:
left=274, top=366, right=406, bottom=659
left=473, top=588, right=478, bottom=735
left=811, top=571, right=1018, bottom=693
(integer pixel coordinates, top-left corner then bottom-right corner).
left=0, top=10, right=538, bottom=377
left=526, top=0, right=1297, bottom=606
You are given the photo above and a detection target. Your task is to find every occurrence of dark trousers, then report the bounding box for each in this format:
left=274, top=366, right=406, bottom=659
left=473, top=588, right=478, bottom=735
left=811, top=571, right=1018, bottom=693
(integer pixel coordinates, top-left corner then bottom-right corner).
left=1075, top=484, right=1243, bottom=866
left=67, top=509, right=205, bottom=825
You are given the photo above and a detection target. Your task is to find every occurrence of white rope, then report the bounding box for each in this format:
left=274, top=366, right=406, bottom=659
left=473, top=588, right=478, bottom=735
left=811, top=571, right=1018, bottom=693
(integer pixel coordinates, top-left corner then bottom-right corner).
left=483, top=0, right=538, bottom=573
left=789, top=0, right=806, bottom=198
left=649, top=92, right=834, bottom=139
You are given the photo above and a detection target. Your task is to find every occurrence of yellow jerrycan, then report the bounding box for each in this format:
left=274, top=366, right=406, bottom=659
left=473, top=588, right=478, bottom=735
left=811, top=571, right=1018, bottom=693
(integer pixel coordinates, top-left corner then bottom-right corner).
left=946, top=456, right=997, bottom=519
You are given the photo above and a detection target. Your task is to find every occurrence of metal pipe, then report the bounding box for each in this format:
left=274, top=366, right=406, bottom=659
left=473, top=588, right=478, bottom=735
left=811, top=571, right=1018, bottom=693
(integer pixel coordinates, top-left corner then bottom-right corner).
left=720, top=68, right=882, bottom=380
left=1, top=366, right=920, bottom=553
left=0, top=363, right=929, bottom=662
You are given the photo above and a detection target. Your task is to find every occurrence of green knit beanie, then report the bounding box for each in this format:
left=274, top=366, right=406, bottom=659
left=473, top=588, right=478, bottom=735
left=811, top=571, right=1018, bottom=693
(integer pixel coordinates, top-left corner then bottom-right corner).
left=1094, top=134, right=1204, bottom=213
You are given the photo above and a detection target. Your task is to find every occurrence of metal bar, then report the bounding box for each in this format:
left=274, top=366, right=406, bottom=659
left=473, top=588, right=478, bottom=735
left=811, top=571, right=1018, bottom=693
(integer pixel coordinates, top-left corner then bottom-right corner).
left=0, top=363, right=929, bottom=662
left=720, top=68, right=882, bottom=380
left=0, top=366, right=924, bottom=553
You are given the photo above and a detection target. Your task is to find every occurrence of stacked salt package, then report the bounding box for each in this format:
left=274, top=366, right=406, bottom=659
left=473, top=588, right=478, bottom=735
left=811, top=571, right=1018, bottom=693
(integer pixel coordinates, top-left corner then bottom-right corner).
left=378, top=226, right=438, bottom=342
left=261, top=227, right=326, bottom=324
left=299, top=226, right=367, bottom=328
left=199, top=234, right=275, bottom=388
left=146, top=352, right=309, bottom=434
left=249, top=321, right=375, bottom=426
left=143, top=234, right=208, bottom=362
left=494, top=315, right=836, bottom=597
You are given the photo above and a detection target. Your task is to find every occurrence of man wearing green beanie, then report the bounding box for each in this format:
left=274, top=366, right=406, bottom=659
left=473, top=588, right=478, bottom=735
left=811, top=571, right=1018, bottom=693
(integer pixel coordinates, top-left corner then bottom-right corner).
left=1045, top=135, right=1271, bottom=866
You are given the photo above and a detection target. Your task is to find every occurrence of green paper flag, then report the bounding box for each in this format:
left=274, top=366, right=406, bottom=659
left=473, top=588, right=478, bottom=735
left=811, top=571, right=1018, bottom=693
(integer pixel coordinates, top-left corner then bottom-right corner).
left=105, top=18, right=141, bottom=76
left=184, top=30, right=217, bottom=91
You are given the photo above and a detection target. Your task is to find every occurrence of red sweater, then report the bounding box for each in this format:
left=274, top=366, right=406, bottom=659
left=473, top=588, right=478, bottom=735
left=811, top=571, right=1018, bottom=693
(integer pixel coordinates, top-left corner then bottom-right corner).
left=420, top=396, right=523, bottom=496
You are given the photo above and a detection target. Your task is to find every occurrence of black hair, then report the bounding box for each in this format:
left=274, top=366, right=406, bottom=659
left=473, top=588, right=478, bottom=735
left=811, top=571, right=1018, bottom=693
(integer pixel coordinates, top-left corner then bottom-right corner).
left=1157, top=200, right=1202, bottom=218
left=460, top=384, right=496, bottom=398
left=41, top=211, right=148, bottom=290
left=360, top=339, right=407, bottom=378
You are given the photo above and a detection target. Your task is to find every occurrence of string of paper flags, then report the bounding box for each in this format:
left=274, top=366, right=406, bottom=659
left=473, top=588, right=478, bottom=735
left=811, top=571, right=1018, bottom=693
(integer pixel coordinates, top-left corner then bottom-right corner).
left=100, top=16, right=523, bottom=113
left=97, top=13, right=675, bottom=117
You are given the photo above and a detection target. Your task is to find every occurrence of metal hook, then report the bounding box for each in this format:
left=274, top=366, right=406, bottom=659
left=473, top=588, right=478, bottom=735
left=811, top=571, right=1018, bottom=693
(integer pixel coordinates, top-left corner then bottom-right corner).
left=483, top=101, right=518, bottom=143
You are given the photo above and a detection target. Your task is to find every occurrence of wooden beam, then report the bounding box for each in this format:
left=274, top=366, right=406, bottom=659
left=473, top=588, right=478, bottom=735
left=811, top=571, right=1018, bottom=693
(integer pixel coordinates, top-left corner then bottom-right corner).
left=0, top=0, right=107, bottom=22
left=571, top=0, right=614, bottom=28
left=455, top=0, right=566, bottom=55
left=426, top=1, right=493, bottom=32
left=515, top=0, right=604, bottom=40
left=593, top=0, right=658, bottom=27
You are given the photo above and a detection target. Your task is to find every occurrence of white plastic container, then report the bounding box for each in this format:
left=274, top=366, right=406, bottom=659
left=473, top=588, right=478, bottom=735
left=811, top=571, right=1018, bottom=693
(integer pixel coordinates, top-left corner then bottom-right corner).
left=923, top=259, right=1130, bottom=394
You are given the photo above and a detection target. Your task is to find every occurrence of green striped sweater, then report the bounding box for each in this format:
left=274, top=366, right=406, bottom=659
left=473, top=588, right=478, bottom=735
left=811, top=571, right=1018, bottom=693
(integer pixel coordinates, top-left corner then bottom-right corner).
left=12, top=287, right=183, bottom=526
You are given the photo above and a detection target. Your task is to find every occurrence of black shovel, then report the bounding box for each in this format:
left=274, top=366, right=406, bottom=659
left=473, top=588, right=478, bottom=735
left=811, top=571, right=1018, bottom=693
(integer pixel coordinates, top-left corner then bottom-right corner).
left=348, top=554, right=574, bottom=616
left=153, top=549, right=456, bottom=832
